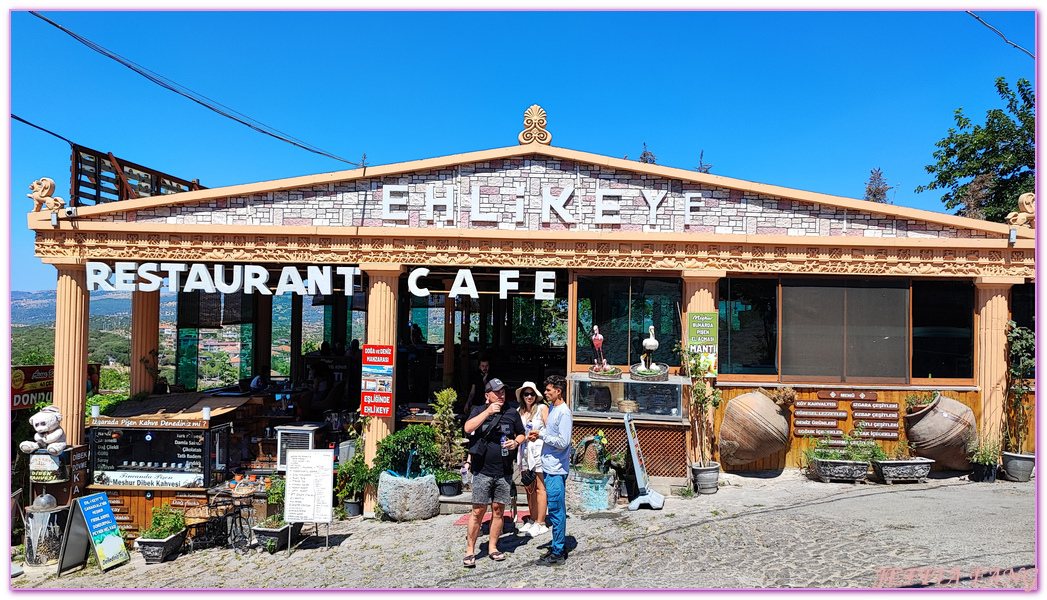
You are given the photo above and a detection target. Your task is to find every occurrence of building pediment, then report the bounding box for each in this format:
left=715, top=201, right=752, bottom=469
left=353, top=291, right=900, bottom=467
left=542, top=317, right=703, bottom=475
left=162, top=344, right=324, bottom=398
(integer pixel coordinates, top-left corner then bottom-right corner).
left=29, top=145, right=1027, bottom=242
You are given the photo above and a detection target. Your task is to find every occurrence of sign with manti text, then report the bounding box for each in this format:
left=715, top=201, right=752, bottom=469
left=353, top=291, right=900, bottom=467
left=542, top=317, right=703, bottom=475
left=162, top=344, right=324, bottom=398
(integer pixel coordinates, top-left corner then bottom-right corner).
left=360, top=345, right=394, bottom=417
left=685, top=312, right=718, bottom=377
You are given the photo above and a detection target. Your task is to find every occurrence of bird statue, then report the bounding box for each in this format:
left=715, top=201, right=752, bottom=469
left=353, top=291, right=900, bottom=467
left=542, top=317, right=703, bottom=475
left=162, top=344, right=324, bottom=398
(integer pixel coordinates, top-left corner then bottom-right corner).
left=642, top=326, right=659, bottom=370
left=592, top=325, right=605, bottom=370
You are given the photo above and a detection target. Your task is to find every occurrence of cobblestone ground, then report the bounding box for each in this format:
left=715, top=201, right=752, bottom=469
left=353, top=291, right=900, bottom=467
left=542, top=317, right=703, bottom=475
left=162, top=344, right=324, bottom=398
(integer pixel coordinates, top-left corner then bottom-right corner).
left=12, top=470, right=1037, bottom=590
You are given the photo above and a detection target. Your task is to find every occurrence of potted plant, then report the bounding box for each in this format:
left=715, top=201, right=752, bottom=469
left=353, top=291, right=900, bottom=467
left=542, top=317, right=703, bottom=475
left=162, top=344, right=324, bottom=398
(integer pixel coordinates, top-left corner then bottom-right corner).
left=1002, top=320, right=1035, bottom=482
left=136, top=504, right=187, bottom=563
left=803, top=427, right=885, bottom=483
left=335, top=452, right=369, bottom=516
left=428, top=388, right=466, bottom=496
left=681, top=345, right=723, bottom=494
left=968, top=432, right=1002, bottom=483
left=251, top=475, right=302, bottom=552
left=904, top=391, right=936, bottom=415
left=370, top=425, right=441, bottom=521
left=567, top=430, right=618, bottom=512
left=871, top=434, right=935, bottom=484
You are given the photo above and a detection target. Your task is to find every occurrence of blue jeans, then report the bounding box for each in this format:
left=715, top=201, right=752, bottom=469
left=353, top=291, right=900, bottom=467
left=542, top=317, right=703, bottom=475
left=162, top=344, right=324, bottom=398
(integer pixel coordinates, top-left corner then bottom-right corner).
left=544, top=473, right=567, bottom=556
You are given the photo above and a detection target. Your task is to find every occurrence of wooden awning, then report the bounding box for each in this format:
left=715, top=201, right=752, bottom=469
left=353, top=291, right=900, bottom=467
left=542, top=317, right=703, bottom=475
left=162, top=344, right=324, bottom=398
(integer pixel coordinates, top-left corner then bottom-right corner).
left=102, top=392, right=255, bottom=421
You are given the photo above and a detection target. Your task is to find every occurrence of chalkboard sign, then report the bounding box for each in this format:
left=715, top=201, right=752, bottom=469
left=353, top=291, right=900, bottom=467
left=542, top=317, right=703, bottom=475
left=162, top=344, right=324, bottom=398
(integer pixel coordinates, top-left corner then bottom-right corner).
left=623, top=413, right=664, bottom=511
left=284, top=449, right=334, bottom=524
left=56, top=493, right=129, bottom=576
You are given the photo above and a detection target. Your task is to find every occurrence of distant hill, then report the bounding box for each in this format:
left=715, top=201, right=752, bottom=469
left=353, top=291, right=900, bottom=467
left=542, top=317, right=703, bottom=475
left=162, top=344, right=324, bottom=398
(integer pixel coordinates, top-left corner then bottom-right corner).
left=11, top=290, right=177, bottom=327
left=12, top=290, right=325, bottom=330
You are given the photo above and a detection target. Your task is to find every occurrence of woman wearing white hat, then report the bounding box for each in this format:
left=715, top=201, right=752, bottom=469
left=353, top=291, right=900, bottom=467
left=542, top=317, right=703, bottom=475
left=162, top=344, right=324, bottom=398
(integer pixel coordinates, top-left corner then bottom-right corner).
left=516, top=381, right=549, bottom=536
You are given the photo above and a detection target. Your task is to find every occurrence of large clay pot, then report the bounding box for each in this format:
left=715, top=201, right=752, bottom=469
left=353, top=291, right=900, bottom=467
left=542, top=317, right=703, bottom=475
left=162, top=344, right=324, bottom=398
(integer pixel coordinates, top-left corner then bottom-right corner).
left=903, top=393, right=976, bottom=471
left=718, top=391, right=789, bottom=466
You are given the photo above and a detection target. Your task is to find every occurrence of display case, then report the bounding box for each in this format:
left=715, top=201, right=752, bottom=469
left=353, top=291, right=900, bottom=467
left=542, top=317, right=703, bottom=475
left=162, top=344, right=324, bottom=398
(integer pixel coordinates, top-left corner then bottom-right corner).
left=568, top=372, right=689, bottom=422
left=89, top=417, right=232, bottom=489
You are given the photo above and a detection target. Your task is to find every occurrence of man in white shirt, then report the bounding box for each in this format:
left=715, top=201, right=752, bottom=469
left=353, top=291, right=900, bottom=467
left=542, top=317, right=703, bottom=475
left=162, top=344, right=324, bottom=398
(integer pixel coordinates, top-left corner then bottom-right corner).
left=530, top=374, right=572, bottom=566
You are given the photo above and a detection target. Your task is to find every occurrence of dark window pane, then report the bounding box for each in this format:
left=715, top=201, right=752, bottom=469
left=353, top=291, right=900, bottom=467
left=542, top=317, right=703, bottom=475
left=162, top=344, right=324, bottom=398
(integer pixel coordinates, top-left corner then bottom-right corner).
left=781, top=280, right=844, bottom=380
left=846, top=281, right=908, bottom=382
left=1010, top=282, right=1035, bottom=379
left=912, top=280, right=974, bottom=379
left=718, top=279, right=778, bottom=375
left=1012, top=282, right=1035, bottom=330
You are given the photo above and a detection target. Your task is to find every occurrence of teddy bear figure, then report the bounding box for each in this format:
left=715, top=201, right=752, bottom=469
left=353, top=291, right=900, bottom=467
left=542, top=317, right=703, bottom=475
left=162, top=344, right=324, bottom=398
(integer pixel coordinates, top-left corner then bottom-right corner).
left=19, top=405, right=68, bottom=456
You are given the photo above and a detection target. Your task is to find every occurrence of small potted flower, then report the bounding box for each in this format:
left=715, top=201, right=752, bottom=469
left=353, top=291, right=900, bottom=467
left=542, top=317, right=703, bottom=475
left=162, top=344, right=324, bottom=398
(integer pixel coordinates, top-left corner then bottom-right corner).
left=968, top=432, right=1002, bottom=483
left=136, top=504, right=187, bottom=563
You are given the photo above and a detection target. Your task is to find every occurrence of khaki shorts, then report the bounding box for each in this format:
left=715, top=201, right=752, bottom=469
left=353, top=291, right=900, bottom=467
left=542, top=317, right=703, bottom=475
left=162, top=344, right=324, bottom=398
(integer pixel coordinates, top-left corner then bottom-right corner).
left=471, top=472, right=511, bottom=506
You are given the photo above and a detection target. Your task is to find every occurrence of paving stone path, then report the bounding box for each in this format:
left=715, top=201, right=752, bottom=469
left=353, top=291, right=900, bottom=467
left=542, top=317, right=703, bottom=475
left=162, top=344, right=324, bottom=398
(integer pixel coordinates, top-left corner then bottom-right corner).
left=12, top=470, right=1037, bottom=590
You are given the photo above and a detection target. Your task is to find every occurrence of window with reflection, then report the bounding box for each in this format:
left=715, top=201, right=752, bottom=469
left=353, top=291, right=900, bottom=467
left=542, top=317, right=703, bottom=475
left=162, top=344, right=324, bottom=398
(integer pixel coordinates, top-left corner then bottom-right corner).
left=576, top=277, right=681, bottom=368
left=718, top=278, right=778, bottom=375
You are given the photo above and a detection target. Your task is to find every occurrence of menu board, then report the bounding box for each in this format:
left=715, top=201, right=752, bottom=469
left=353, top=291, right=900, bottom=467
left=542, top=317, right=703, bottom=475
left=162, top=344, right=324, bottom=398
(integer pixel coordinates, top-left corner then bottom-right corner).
left=57, top=492, right=129, bottom=576
left=92, top=428, right=205, bottom=487
left=284, top=449, right=333, bottom=524
left=792, top=392, right=900, bottom=441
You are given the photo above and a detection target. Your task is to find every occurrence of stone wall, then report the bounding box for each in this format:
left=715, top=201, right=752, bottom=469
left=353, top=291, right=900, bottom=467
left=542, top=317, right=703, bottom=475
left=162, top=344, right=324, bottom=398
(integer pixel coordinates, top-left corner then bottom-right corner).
left=90, top=157, right=987, bottom=239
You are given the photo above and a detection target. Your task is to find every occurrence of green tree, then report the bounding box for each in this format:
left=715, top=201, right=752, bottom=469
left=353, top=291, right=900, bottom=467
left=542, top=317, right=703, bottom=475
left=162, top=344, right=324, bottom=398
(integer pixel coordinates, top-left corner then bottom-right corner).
left=638, top=143, right=657, bottom=164
left=915, top=77, right=1034, bottom=222
left=863, top=168, right=894, bottom=204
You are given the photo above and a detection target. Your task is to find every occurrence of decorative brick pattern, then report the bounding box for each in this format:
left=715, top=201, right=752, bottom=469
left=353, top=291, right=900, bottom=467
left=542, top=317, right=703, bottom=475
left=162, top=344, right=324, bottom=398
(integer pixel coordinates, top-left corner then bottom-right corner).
left=92, top=159, right=989, bottom=239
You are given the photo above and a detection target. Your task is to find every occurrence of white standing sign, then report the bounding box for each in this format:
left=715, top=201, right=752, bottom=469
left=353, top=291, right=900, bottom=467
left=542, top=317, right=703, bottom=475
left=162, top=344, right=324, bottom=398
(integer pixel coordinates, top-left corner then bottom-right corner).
left=623, top=413, right=664, bottom=511
left=284, top=449, right=334, bottom=524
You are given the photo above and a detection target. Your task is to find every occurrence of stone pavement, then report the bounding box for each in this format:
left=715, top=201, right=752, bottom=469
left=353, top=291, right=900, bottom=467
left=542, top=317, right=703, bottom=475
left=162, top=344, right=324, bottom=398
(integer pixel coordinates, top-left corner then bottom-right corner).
left=11, top=470, right=1037, bottom=590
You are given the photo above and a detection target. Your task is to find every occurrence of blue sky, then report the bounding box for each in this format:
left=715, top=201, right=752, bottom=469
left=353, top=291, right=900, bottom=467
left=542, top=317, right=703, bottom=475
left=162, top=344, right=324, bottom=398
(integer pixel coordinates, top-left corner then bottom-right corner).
left=8, top=10, right=1037, bottom=291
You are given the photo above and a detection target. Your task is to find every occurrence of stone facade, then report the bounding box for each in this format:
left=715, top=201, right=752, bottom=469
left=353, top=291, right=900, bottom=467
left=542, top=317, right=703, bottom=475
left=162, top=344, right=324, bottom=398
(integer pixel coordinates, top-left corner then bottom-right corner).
left=84, top=158, right=987, bottom=239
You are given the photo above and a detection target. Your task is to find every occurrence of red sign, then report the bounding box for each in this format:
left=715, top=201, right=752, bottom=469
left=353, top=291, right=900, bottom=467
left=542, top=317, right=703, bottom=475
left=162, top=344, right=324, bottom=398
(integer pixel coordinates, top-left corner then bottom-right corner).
left=12, top=365, right=56, bottom=410
left=12, top=363, right=101, bottom=411
left=361, top=392, right=393, bottom=417
left=362, top=345, right=395, bottom=366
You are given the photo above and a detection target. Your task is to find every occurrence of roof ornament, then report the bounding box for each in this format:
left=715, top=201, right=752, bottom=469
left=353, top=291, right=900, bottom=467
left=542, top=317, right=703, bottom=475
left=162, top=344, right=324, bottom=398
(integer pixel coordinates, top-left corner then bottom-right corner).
left=28, top=178, right=65, bottom=213
left=518, top=105, right=552, bottom=146
left=1006, top=192, right=1035, bottom=228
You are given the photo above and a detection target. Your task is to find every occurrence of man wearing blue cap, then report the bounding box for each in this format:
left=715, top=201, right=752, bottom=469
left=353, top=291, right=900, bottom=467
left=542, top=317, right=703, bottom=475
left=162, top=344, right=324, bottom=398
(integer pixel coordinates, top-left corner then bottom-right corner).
left=461, top=378, right=525, bottom=567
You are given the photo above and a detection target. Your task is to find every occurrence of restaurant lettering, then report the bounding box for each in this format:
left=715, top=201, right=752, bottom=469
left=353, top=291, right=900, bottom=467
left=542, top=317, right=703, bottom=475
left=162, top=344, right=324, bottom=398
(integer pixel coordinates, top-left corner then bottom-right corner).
left=87, top=262, right=360, bottom=295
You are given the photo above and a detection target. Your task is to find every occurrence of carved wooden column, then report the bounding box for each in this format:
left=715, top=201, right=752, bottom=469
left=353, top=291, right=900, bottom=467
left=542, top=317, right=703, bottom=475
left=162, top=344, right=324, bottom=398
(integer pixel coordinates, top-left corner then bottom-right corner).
left=52, top=261, right=91, bottom=447
left=680, top=270, right=725, bottom=466
left=360, top=264, right=403, bottom=516
left=975, top=277, right=1023, bottom=436
left=130, top=290, right=160, bottom=396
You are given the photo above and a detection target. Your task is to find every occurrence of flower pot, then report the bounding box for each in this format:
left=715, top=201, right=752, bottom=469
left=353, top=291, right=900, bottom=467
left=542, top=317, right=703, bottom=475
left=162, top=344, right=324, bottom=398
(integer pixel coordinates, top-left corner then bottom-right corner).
left=872, top=458, right=935, bottom=484
left=137, top=528, right=187, bottom=564
left=566, top=470, right=618, bottom=512
left=438, top=480, right=462, bottom=497
left=251, top=521, right=304, bottom=553
left=1000, top=452, right=1035, bottom=482
left=691, top=462, right=721, bottom=494
left=970, top=463, right=998, bottom=483
left=810, top=458, right=869, bottom=483
left=342, top=499, right=363, bottom=517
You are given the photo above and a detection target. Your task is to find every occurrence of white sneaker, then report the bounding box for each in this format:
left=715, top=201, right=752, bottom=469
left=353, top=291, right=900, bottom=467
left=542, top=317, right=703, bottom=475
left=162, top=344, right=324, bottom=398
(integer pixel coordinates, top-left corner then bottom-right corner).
left=518, top=522, right=535, bottom=535
left=531, top=524, right=549, bottom=536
